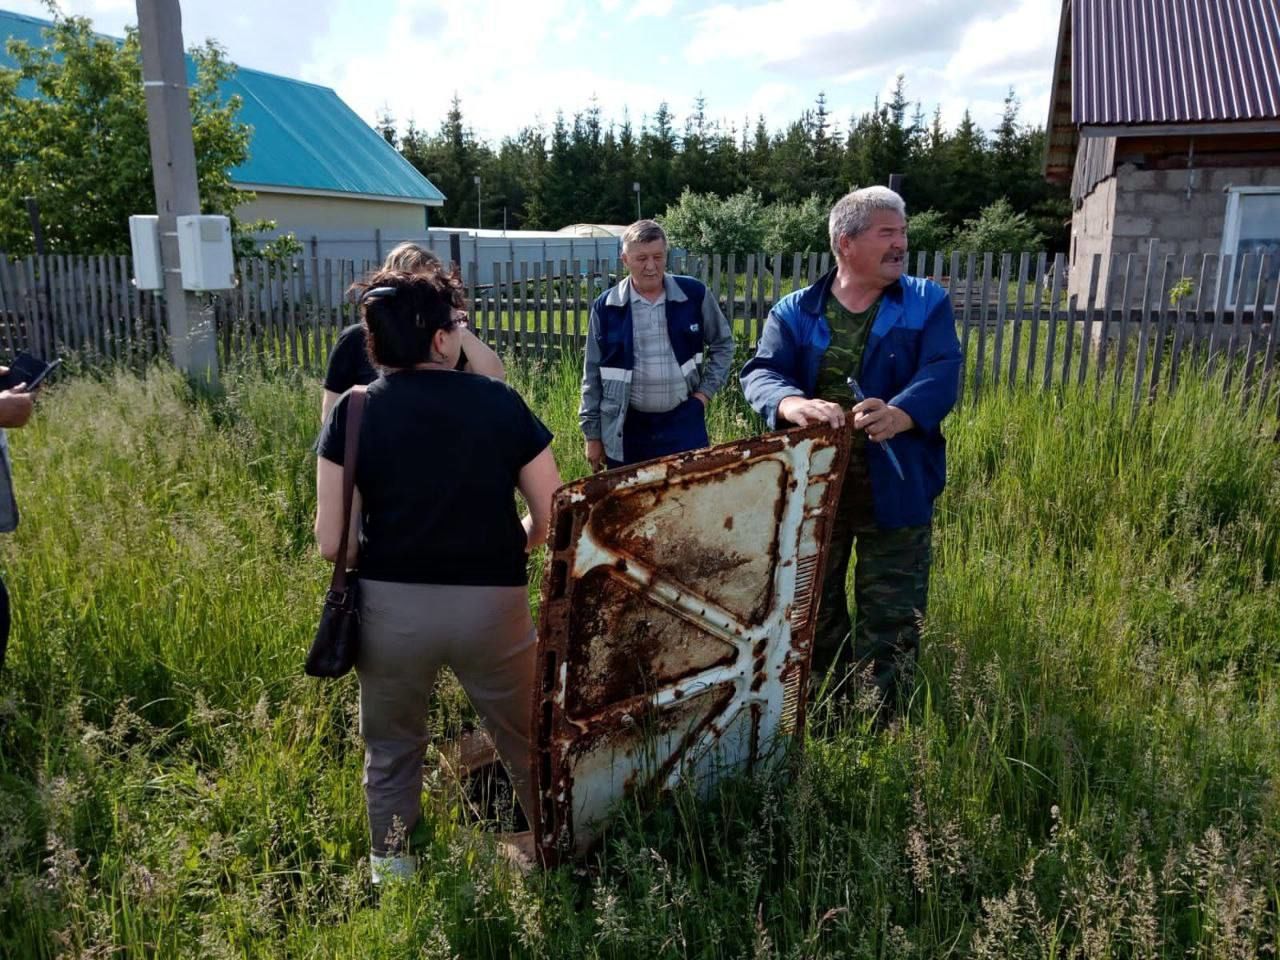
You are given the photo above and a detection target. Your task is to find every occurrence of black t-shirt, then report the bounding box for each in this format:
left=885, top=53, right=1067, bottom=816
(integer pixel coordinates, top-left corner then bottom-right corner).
left=316, top=370, right=553, bottom=586
left=323, top=324, right=377, bottom=393
left=323, top=323, right=468, bottom=393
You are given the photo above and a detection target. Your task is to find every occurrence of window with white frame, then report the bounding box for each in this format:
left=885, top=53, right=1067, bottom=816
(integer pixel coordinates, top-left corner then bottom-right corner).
left=1221, top=187, right=1280, bottom=306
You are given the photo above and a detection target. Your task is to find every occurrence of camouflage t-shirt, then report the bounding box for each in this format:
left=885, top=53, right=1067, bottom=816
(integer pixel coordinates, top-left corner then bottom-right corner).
left=814, top=294, right=879, bottom=405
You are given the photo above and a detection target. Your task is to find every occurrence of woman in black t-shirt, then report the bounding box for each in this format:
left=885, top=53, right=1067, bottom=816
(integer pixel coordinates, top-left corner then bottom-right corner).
left=315, top=266, right=560, bottom=884
left=320, top=243, right=505, bottom=420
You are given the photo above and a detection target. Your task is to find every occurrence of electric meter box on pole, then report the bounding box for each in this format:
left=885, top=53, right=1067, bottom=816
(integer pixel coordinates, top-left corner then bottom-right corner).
left=128, top=215, right=164, bottom=291
left=176, top=215, right=235, bottom=291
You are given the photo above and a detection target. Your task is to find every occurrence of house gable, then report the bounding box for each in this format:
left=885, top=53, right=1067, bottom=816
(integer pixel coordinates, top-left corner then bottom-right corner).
left=1044, top=0, right=1280, bottom=193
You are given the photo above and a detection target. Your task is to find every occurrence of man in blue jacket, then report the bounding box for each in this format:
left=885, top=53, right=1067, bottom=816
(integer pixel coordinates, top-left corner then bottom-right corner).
left=580, top=220, right=735, bottom=470
left=741, top=186, right=961, bottom=720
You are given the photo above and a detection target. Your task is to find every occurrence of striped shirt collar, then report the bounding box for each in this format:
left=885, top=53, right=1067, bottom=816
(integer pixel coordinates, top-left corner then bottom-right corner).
left=607, top=273, right=690, bottom=308
left=630, top=284, right=665, bottom=307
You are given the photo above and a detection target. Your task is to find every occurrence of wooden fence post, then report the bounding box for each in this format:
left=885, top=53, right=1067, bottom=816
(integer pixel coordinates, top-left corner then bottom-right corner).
left=1146, top=255, right=1175, bottom=401
left=958, top=252, right=977, bottom=404
left=1110, top=252, right=1137, bottom=407
left=1206, top=254, right=1233, bottom=379
left=1239, top=254, right=1271, bottom=405
left=991, top=253, right=1011, bottom=390
left=1080, top=254, right=1101, bottom=386
left=1008, top=252, right=1029, bottom=392
left=1094, top=253, right=1117, bottom=398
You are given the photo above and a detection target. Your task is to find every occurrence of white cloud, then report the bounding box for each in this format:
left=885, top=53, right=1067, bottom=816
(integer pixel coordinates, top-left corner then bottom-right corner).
left=684, top=0, right=858, bottom=68
left=5, top=0, right=133, bottom=28
left=684, top=0, right=999, bottom=73
left=743, top=81, right=798, bottom=122
left=78, top=0, right=134, bottom=15
left=933, top=0, right=1060, bottom=130
left=10, top=0, right=342, bottom=77
left=679, top=0, right=1059, bottom=133
left=310, top=0, right=670, bottom=141
left=626, top=0, right=674, bottom=21
left=8, top=0, right=1062, bottom=141
left=943, top=0, right=1060, bottom=83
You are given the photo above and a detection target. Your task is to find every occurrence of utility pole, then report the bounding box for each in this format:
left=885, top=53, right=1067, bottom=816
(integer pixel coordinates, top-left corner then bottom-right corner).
left=23, top=198, right=46, bottom=256
left=633, top=181, right=641, bottom=220
left=474, top=174, right=482, bottom=232
left=136, top=0, right=218, bottom=384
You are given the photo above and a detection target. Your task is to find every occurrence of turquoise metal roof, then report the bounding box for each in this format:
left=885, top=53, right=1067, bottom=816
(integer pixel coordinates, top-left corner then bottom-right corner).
left=0, top=9, right=55, bottom=100
left=215, top=66, right=444, bottom=203
left=0, top=9, right=445, bottom=204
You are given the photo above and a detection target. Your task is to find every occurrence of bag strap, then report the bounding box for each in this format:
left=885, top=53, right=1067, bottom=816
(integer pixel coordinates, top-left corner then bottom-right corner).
left=329, top=386, right=367, bottom=596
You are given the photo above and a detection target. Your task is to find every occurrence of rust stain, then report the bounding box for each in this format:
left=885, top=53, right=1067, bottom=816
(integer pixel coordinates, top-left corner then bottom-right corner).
left=590, top=458, right=788, bottom=627
left=563, top=568, right=738, bottom=716
left=531, top=423, right=852, bottom=866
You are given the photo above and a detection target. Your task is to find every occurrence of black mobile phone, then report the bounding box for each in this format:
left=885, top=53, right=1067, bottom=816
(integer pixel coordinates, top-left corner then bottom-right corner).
left=0, top=352, right=60, bottom=391
left=20, top=357, right=61, bottom=391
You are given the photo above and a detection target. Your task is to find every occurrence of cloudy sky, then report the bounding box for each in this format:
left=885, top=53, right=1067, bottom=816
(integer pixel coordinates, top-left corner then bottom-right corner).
left=9, top=0, right=1063, bottom=143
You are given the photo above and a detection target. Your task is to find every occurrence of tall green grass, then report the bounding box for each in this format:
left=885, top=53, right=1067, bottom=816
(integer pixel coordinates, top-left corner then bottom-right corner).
left=0, top=355, right=1276, bottom=957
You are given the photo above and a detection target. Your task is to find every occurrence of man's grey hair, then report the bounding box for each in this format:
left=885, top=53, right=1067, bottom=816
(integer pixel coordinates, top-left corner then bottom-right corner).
left=828, top=186, right=907, bottom=255
left=622, top=219, right=667, bottom=251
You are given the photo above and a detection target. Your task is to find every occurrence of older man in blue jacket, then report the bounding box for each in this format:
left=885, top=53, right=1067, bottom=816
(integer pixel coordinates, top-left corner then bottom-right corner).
left=580, top=220, right=735, bottom=470
left=741, top=186, right=961, bottom=719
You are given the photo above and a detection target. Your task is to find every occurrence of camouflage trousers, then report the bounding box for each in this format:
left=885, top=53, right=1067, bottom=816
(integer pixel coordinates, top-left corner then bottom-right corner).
left=811, top=443, right=933, bottom=708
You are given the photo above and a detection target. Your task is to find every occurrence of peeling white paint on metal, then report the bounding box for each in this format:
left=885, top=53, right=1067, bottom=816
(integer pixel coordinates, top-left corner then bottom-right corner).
left=531, top=425, right=851, bottom=863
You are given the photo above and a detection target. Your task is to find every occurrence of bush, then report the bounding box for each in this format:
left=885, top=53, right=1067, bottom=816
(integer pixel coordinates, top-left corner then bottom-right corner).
left=761, top=195, right=828, bottom=255
left=661, top=189, right=831, bottom=258
left=951, top=197, right=1045, bottom=254
left=906, top=209, right=953, bottom=256
left=660, top=188, right=765, bottom=257
left=232, top=219, right=304, bottom=262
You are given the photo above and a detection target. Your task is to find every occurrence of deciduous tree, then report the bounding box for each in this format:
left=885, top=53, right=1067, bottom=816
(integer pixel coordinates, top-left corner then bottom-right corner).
left=0, top=12, right=251, bottom=255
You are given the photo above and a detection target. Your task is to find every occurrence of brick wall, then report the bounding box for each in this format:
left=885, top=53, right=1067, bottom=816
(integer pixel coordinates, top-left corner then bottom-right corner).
left=1069, top=162, right=1280, bottom=303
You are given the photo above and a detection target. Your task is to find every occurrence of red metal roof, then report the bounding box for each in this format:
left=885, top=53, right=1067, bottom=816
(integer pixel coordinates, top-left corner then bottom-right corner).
left=1072, top=0, right=1280, bottom=126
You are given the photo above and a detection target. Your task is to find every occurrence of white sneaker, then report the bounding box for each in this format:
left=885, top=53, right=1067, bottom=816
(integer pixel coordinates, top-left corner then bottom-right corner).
left=370, top=853, right=416, bottom=885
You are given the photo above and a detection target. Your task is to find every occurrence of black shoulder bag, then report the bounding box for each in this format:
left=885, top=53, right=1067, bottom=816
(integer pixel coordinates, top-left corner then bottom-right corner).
left=305, top=387, right=367, bottom=678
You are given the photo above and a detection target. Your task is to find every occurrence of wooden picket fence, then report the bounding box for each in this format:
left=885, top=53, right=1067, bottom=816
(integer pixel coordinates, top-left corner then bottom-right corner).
left=0, top=254, right=167, bottom=369
left=1, top=248, right=1277, bottom=413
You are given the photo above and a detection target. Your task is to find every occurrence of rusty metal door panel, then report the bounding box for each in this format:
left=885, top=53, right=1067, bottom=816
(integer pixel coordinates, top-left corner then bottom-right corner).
left=532, top=424, right=851, bottom=864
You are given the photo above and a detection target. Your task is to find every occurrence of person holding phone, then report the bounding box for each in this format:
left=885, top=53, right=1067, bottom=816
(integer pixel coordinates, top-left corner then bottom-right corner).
left=0, top=368, right=38, bottom=670
left=0, top=353, right=59, bottom=393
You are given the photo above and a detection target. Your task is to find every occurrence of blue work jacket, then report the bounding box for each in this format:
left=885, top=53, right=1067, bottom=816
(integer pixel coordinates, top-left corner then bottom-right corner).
left=740, top=269, right=961, bottom=528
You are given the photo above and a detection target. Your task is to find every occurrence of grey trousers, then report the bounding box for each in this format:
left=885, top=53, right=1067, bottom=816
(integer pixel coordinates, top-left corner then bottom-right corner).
left=357, top=580, right=537, bottom=855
